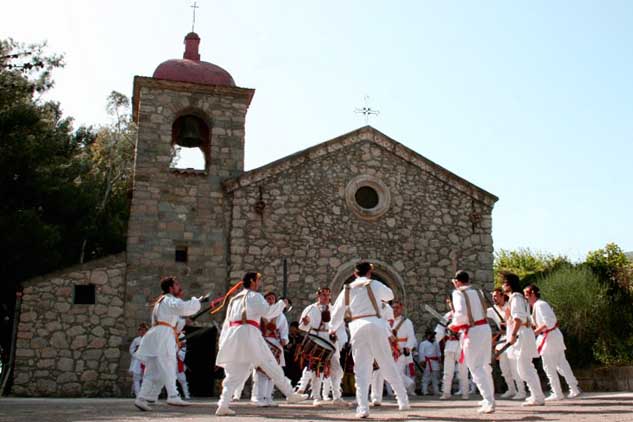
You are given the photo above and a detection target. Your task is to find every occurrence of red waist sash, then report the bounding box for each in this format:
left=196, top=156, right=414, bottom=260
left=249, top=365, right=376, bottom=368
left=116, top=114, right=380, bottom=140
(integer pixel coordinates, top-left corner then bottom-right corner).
left=230, top=320, right=260, bottom=329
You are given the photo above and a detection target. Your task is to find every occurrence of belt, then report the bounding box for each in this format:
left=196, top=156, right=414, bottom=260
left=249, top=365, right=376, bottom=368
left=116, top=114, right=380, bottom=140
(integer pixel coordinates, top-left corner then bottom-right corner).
left=397, top=337, right=408, bottom=342
left=230, top=320, right=260, bottom=329
left=537, top=322, right=559, bottom=354
left=450, top=319, right=487, bottom=364
left=155, top=321, right=178, bottom=340
left=424, top=356, right=439, bottom=367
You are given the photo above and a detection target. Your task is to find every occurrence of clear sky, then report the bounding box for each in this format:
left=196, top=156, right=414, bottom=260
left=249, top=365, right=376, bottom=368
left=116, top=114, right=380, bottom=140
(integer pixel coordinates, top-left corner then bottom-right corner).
left=2, top=1, right=632, bottom=261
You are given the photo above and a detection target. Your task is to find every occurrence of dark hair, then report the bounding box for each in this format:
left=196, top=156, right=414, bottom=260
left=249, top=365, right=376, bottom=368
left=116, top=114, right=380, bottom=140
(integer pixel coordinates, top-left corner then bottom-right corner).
left=392, top=299, right=403, bottom=307
left=316, top=286, right=331, bottom=295
left=355, top=261, right=373, bottom=277
left=290, top=321, right=299, bottom=328
left=264, top=291, right=277, bottom=300
left=454, top=270, right=470, bottom=283
left=525, top=284, right=541, bottom=298
left=500, top=271, right=521, bottom=293
left=425, top=329, right=435, bottom=337
left=242, top=272, right=260, bottom=288
left=160, top=276, right=177, bottom=293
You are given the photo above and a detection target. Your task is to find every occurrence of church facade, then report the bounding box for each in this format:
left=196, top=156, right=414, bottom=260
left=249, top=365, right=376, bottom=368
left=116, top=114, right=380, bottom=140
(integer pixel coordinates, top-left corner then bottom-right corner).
left=11, top=33, right=497, bottom=396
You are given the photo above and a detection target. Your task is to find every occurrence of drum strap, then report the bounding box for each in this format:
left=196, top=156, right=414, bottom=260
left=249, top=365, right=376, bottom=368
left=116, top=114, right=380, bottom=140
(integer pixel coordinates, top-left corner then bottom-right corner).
left=344, top=285, right=352, bottom=320
left=366, top=284, right=381, bottom=318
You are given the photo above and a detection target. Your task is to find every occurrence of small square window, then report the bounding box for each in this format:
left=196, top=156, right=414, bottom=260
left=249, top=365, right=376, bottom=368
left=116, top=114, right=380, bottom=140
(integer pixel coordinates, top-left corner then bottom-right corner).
left=73, top=284, right=96, bottom=305
left=175, top=246, right=188, bottom=263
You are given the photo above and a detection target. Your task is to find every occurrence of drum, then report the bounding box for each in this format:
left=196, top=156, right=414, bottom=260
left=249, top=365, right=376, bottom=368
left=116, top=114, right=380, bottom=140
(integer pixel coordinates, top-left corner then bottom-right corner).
left=300, top=333, right=335, bottom=374
left=257, top=339, right=283, bottom=375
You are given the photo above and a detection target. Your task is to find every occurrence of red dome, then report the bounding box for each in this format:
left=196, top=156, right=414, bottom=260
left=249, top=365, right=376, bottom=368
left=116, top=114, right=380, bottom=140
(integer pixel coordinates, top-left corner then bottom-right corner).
left=152, top=32, right=235, bottom=87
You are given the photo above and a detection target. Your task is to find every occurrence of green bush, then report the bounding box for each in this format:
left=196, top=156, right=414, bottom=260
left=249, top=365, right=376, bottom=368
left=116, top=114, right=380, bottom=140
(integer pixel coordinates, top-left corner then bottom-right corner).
left=538, top=266, right=609, bottom=368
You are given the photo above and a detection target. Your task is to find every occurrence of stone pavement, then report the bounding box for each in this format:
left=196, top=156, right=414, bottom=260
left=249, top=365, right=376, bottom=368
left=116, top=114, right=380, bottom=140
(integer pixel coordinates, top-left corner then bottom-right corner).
left=1, top=393, right=632, bottom=422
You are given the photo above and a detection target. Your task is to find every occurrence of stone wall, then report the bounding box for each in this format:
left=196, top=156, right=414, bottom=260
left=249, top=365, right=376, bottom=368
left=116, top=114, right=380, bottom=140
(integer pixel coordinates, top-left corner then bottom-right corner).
left=576, top=366, right=633, bottom=392
left=227, top=130, right=496, bottom=329
left=123, top=77, right=255, bottom=377
left=12, top=254, right=127, bottom=397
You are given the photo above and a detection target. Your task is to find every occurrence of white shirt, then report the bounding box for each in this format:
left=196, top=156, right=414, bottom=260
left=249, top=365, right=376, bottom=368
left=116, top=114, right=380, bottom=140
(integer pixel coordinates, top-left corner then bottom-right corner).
left=418, top=339, right=441, bottom=371
left=216, top=288, right=285, bottom=365
left=136, top=294, right=201, bottom=359
left=532, top=299, right=566, bottom=355
left=392, top=315, right=417, bottom=351
left=330, top=277, right=395, bottom=341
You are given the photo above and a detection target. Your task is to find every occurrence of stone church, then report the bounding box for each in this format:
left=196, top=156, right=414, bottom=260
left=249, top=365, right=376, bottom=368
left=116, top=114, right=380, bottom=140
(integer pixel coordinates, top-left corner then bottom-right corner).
left=11, top=32, right=497, bottom=396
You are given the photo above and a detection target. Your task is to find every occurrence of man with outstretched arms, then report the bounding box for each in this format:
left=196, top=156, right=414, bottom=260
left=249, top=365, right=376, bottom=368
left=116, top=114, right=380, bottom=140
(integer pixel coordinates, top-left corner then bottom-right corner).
left=215, top=272, right=307, bottom=416
left=487, top=288, right=525, bottom=399
left=448, top=270, right=495, bottom=414
left=391, top=300, right=417, bottom=393
left=134, top=276, right=203, bottom=411
left=524, top=284, right=580, bottom=400
left=329, top=262, right=410, bottom=419
left=436, top=309, right=469, bottom=399
left=253, top=291, right=290, bottom=407
left=502, top=272, right=545, bottom=406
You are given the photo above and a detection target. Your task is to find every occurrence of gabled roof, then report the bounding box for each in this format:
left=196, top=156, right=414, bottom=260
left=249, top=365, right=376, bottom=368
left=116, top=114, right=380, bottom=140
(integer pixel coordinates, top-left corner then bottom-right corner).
left=223, top=126, right=498, bottom=207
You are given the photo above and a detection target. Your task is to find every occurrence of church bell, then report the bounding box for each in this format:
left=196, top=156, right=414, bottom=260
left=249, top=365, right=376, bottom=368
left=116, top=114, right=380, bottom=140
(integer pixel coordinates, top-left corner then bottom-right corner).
left=178, top=116, right=203, bottom=148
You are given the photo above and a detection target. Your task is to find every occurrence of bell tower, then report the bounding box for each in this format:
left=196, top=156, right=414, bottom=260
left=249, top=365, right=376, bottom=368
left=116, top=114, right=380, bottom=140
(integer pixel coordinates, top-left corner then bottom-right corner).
left=124, top=31, right=254, bottom=340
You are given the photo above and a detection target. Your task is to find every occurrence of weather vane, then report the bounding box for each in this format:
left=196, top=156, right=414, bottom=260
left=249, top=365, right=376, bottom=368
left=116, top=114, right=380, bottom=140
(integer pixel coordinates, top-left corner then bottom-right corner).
left=190, top=1, right=199, bottom=32
left=354, top=95, right=380, bottom=124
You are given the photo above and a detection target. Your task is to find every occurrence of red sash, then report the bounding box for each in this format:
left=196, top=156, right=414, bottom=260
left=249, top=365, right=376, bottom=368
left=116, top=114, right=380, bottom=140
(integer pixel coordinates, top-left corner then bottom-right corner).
left=537, top=322, right=559, bottom=354
left=450, top=319, right=487, bottom=363
left=230, top=320, right=260, bottom=329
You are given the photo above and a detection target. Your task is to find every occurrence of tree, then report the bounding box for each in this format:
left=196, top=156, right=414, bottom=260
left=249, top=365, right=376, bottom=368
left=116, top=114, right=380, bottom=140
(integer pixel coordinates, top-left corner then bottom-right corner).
left=493, top=248, right=570, bottom=287
left=77, top=91, right=135, bottom=263
left=0, top=39, right=133, bottom=368
left=586, top=243, right=633, bottom=294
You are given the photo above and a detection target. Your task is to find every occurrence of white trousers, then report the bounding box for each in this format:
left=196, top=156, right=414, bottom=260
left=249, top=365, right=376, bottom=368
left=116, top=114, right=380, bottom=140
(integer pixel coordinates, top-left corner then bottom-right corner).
left=505, top=355, right=526, bottom=394
left=442, top=350, right=468, bottom=396
left=138, top=356, right=179, bottom=400
left=515, top=354, right=544, bottom=400
left=254, top=369, right=275, bottom=402
left=218, top=357, right=293, bottom=409
left=461, top=326, right=495, bottom=406
left=498, top=352, right=518, bottom=394
left=422, top=365, right=440, bottom=395
left=541, top=352, right=578, bottom=396
left=131, top=372, right=143, bottom=397
left=296, top=351, right=343, bottom=401
left=351, top=323, right=409, bottom=414
left=176, top=371, right=190, bottom=398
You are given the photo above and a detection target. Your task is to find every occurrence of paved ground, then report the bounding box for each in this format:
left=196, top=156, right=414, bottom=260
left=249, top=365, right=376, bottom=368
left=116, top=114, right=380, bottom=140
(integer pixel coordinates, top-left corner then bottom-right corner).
left=1, top=393, right=632, bottom=422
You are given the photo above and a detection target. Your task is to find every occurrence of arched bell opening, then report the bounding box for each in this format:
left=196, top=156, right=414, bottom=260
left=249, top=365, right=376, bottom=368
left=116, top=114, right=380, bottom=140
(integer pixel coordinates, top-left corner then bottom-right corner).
left=170, top=114, right=210, bottom=171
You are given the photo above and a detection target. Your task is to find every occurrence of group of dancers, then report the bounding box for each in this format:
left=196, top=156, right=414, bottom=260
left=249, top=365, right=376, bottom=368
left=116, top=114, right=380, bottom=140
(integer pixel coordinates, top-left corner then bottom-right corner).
left=130, top=263, right=580, bottom=418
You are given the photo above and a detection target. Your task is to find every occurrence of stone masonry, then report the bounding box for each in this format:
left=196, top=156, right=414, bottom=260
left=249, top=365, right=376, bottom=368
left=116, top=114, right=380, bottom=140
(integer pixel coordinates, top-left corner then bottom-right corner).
left=225, top=127, right=497, bottom=328
left=12, top=254, right=126, bottom=396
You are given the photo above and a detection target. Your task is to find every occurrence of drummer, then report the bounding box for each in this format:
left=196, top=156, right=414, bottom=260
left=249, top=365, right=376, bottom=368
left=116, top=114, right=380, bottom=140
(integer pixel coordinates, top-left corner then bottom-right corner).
left=252, top=291, right=289, bottom=406
left=296, top=287, right=348, bottom=407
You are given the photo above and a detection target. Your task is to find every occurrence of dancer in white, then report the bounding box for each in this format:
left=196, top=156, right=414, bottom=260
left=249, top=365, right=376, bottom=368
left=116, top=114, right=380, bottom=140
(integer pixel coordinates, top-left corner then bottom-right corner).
left=253, top=291, right=289, bottom=407
left=175, top=334, right=191, bottom=400
left=436, top=309, right=469, bottom=400
left=330, top=262, right=410, bottom=419
left=448, top=270, right=495, bottom=414
left=129, top=323, right=148, bottom=397
left=524, top=284, right=581, bottom=400
left=501, top=272, right=545, bottom=406
left=296, top=287, right=347, bottom=407
left=134, top=276, right=203, bottom=411
left=418, top=329, right=441, bottom=395
left=391, top=300, right=417, bottom=393
left=215, top=272, right=306, bottom=416
left=487, top=288, right=525, bottom=399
